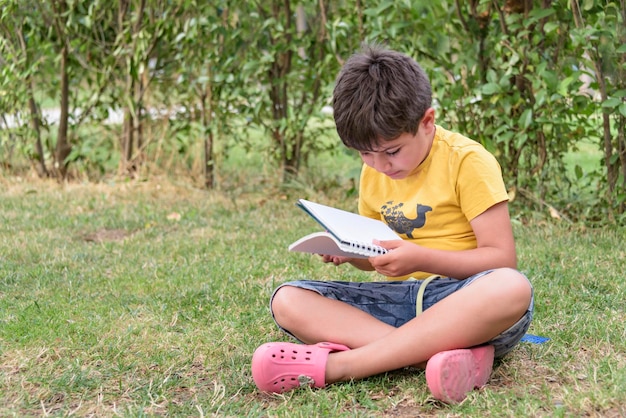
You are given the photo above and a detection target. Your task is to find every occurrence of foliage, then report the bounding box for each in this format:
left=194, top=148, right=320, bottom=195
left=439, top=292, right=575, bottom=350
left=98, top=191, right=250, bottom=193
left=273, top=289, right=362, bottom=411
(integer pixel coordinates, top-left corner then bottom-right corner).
left=170, top=2, right=246, bottom=188
left=0, top=0, right=624, bottom=224
left=236, top=1, right=346, bottom=182
left=0, top=0, right=55, bottom=177
left=568, top=0, right=626, bottom=222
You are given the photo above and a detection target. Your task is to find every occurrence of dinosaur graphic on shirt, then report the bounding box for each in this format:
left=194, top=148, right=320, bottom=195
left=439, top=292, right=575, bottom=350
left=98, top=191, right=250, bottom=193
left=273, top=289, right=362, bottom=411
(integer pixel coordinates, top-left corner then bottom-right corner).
left=381, top=201, right=432, bottom=239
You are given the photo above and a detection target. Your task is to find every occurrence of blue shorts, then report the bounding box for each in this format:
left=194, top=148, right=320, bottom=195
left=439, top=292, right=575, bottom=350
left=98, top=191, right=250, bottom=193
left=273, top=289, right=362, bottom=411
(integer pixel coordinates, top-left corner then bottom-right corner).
left=271, top=271, right=534, bottom=358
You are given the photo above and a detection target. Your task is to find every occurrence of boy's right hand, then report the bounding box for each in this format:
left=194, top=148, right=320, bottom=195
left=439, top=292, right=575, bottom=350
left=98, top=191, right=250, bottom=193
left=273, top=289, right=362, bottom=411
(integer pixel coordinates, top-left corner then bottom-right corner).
left=320, top=254, right=352, bottom=266
left=320, top=254, right=376, bottom=271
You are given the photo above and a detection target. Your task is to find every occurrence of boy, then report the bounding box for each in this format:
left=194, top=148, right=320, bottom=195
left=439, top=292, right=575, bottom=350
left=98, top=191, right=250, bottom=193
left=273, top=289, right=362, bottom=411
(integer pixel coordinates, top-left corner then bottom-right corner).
left=251, top=45, right=533, bottom=404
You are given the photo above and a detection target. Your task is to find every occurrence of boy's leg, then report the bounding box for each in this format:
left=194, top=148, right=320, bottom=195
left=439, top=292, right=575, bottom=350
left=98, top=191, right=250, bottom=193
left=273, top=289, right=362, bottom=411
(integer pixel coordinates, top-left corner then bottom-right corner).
left=271, top=268, right=532, bottom=383
left=271, top=284, right=397, bottom=347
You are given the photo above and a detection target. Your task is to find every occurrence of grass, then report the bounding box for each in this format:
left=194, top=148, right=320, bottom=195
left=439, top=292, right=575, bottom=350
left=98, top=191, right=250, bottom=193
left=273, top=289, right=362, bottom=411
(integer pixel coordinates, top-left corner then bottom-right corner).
left=0, top=176, right=625, bottom=417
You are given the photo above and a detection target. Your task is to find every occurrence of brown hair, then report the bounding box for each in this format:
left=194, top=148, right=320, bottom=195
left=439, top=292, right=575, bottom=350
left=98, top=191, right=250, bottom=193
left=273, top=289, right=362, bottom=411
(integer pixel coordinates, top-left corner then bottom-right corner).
left=332, top=45, right=432, bottom=151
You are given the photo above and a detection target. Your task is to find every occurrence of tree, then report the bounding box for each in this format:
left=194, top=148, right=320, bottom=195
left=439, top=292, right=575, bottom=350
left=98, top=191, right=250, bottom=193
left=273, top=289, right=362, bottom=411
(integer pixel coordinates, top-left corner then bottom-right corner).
left=0, top=0, right=624, bottom=223
left=570, top=0, right=626, bottom=220
left=430, top=1, right=586, bottom=195
left=111, top=0, right=170, bottom=176
left=1, top=0, right=124, bottom=179
left=170, top=2, right=244, bottom=189
left=0, top=0, right=51, bottom=177
left=239, top=0, right=347, bottom=182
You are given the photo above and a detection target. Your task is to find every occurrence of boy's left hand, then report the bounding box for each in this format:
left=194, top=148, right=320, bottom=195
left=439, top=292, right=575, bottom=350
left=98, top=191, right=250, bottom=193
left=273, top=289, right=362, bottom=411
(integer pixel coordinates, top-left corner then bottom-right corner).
left=369, top=239, right=419, bottom=277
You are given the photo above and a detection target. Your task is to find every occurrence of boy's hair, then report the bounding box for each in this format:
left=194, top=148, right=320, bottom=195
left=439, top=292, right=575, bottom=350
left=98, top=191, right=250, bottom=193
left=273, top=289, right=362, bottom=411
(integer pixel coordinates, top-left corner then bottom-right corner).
left=332, top=45, right=432, bottom=151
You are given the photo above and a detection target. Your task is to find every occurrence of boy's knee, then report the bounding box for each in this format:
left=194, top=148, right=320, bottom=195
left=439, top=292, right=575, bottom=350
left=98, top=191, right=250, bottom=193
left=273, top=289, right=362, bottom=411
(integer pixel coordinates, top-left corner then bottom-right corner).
left=270, top=285, right=301, bottom=323
left=492, top=268, right=533, bottom=311
left=476, top=268, right=531, bottom=314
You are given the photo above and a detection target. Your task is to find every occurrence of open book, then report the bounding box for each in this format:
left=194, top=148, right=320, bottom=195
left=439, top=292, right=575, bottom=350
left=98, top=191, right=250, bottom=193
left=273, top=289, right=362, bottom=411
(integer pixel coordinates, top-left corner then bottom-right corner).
left=288, top=199, right=400, bottom=258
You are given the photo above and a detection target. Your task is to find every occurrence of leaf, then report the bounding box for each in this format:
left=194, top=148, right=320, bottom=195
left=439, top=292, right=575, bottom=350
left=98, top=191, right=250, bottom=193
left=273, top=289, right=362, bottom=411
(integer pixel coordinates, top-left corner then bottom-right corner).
left=610, top=154, right=620, bottom=164
left=519, top=108, right=533, bottom=130
left=486, top=69, right=498, bottom=84
left=515, top=132, right=528, bottom=148
left=435, top=33, right=450, bottom=55
left=601, top=98, right=622, bottom=108
left=482, top=83, right=500, bottom=95
left=549, top=206, right=561, bottom=220
left=507, top=187, right=516, bottom=202
left=575, top=164, right=583, bottom=179
left=529, top=8, right=556, bottom=20
left=558, top=76, right=574, bottom=96
left=542, top=70, right=559, bottom=91
left=543, top=22, right=560, bottom=33
left=620, top=103, right=626, bottom=117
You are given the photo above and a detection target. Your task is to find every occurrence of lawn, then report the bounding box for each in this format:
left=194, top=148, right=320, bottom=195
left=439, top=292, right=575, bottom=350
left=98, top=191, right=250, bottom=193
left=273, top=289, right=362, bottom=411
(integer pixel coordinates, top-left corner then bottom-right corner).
left=0, top=177, right=624, bottom=417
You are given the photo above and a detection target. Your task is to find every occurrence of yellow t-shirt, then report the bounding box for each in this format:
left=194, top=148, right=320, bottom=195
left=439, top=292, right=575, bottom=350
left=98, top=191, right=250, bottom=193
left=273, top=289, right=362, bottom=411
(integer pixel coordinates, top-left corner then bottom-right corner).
left=358, top=125, right=509, bottom=280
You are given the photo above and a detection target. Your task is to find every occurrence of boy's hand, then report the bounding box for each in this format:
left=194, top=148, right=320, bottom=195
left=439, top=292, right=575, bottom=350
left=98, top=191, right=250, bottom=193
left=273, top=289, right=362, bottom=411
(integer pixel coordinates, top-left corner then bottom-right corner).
left=320, top=254, right=352, bottom=266
left=369, top=239, right=418, bottom=277
left=320, top=254, right=375, bottom=271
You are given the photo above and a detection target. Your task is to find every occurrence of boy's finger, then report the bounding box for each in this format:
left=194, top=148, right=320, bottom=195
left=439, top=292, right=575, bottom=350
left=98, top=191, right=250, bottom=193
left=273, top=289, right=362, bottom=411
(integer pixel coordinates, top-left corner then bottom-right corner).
left=374, top=239, right=403, bottom=249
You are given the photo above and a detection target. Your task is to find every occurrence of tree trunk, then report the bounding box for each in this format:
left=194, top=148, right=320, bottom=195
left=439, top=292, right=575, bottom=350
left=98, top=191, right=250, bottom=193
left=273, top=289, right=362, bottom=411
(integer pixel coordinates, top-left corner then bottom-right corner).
left=200, top=83, right=215, bottom=189
left=618, top=115, right=626, bottom=214
left=204, top=131, right=214, bottom=189
left=16, top=24, right=48, bottom=177
left=55, top=43, right=72, bottom=179
left=27, top=94, right=48, bottom=178
left=121, top=103, right=134, bottom=174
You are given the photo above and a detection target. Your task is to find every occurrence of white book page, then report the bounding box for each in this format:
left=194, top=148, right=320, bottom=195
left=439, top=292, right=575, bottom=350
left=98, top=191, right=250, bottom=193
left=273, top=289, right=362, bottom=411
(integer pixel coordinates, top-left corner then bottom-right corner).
left=297, top=199, right=400, bottom=246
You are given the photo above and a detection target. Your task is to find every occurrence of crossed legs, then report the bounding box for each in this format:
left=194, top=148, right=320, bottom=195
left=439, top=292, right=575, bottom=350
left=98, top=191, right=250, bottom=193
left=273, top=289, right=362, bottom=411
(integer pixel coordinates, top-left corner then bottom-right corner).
left=269, top=268, right=532, bottom=384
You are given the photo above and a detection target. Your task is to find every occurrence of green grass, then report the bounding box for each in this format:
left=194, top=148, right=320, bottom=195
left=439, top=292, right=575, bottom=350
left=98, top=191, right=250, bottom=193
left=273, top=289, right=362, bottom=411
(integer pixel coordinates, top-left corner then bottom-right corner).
left=0, top=178, right=625, bottom=417
left=563, top=138, right=604, bottom=181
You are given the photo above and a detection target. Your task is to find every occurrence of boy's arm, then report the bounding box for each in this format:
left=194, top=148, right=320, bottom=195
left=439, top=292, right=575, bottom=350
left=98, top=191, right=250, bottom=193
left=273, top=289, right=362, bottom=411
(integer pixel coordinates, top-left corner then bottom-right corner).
left=369, top=201, right=516, bottom=279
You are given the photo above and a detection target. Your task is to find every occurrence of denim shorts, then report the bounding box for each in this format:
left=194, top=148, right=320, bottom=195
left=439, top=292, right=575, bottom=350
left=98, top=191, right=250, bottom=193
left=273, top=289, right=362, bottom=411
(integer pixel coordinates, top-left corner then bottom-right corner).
left=270, top=271, right=534, bottom=358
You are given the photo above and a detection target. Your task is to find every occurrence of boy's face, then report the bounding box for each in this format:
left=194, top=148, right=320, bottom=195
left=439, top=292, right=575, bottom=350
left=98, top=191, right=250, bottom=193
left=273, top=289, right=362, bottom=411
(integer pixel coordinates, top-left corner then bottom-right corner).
left=357, top=130, right=432, bottom=180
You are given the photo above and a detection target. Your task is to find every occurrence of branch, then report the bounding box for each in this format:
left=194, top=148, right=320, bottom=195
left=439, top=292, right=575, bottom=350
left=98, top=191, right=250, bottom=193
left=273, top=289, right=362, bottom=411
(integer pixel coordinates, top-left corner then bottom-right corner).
left=491, top=0, right=508, bottom=35
left=517, top=188, right=572, bottom=223
left=454, top=0, right=471, bottom=33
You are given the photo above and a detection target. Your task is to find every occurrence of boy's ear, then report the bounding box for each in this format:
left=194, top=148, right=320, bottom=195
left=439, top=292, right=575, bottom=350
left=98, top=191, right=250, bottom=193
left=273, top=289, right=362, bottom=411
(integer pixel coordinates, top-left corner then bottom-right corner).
left=421, top=108, right=436, bottom=131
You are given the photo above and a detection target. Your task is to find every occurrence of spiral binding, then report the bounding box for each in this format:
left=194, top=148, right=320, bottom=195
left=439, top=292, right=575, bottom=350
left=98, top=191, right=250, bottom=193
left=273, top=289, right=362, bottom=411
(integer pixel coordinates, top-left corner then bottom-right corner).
left=349, top=241, right=388, bottom=256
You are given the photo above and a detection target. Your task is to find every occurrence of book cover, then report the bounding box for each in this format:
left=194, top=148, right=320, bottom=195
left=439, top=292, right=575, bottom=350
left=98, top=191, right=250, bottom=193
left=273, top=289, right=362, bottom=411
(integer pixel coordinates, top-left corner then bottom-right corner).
left=289, top=199, right=400, bottom=258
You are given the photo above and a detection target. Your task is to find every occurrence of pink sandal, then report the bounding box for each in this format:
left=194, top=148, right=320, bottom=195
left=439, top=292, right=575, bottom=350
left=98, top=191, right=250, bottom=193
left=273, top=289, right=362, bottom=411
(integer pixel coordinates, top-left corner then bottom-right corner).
left=425, top=345, right=495, bottom=403
left=251, top=341, right=350, bottom=393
